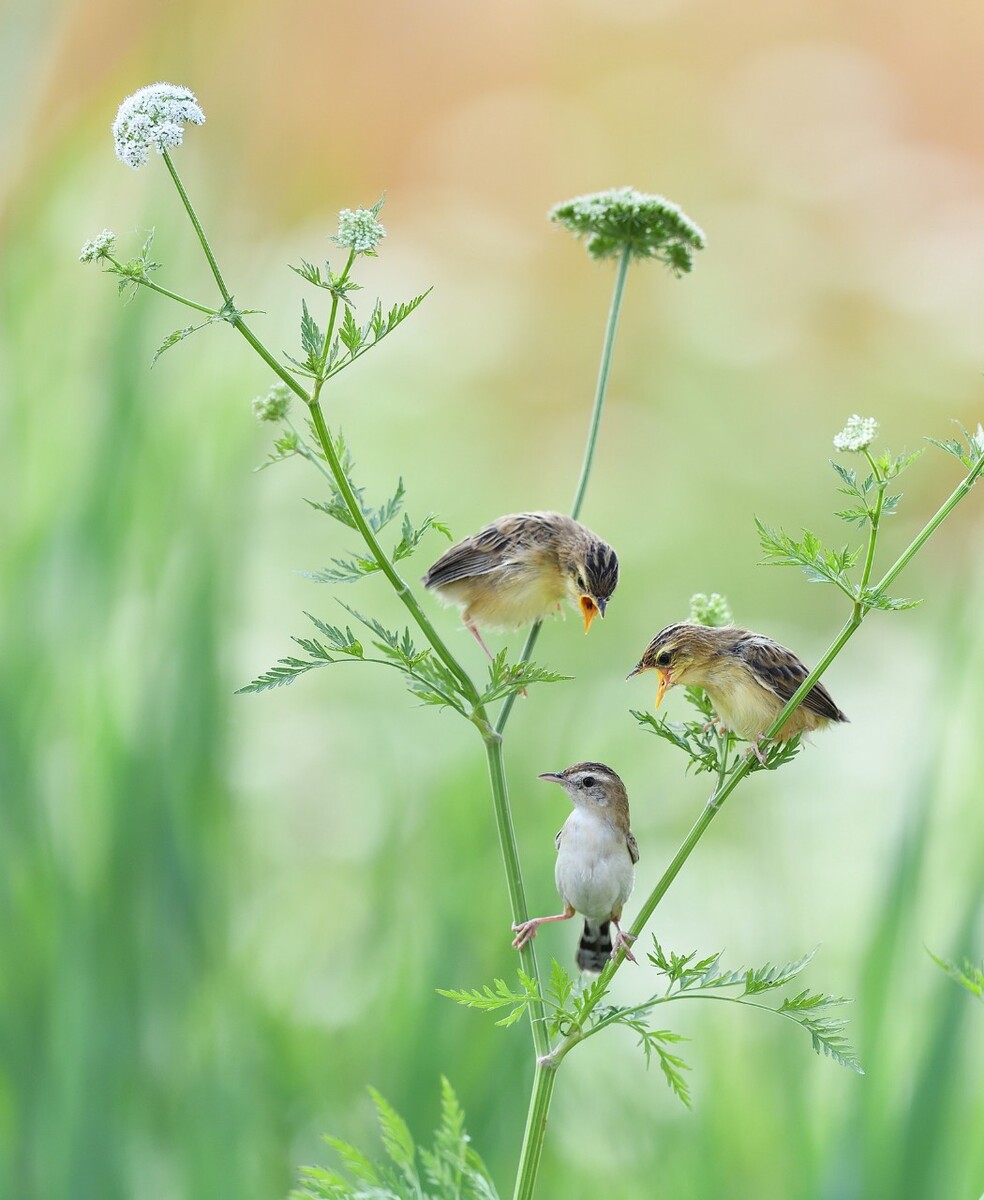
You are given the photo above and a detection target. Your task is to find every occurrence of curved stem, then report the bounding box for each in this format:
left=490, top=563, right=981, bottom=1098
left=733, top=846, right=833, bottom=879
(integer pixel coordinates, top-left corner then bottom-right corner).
left=570, top=246, right=630, bottom=521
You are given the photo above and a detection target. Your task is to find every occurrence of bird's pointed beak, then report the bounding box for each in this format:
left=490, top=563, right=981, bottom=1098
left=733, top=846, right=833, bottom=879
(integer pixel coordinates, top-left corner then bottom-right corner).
left=538, top=772, right=563, bottom=784
left=626, top=660, right=646, bottom=680
left=579, top=595, right=599, bottom=634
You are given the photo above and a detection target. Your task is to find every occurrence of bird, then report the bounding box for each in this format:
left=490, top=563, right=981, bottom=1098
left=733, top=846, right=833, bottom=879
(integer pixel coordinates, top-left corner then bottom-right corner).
left=421, top=512, right=618, bottom=659
left=511, top=762, right=639, bottom=973
left=627, top=622, right=847, bottom=749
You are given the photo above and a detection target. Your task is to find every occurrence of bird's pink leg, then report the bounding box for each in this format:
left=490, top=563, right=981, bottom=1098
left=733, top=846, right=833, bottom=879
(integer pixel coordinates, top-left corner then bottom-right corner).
left=465, top=619, right=497, bottom=662
left=512, top=907, right=574, bottom=950
left=611, top=921, right=638, bottom=963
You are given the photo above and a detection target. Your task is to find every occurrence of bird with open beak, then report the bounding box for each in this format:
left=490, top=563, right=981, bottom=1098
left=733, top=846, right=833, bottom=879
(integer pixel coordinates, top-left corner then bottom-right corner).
left=628, top=621, right=847, bottom=746
left=422, top=511, right=618, bottom=659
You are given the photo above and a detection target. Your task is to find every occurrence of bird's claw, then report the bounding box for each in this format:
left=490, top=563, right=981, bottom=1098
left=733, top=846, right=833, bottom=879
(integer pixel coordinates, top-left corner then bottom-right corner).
left=511, top=920, right=539, bottom=950
left=612, top=929, right=638, bottom=964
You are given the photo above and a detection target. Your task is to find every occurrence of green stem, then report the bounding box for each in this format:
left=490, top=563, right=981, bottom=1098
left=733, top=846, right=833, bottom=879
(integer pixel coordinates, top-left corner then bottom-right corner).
left=857, top=449, right=885, bottom=596
left=570, top=246, right=630, bottom=521
left=484, top=738, right=549, bottom=1057
left=494, top=623, right=543, bottom=736
left=511, top=1063, right=557, bottom=1200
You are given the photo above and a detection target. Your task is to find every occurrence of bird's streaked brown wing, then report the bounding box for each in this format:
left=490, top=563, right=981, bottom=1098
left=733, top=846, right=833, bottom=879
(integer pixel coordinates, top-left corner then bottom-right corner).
left=735, top=634, right=846, bottom=722
left=626, top=830, right=640, bottom=865
left=422, top=524, right=515, bottom=587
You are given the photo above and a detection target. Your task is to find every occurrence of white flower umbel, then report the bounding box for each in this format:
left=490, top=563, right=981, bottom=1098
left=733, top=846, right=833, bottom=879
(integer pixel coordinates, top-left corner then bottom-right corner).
left=332, top=206, right=386, bottom=254
left=79, top=230, right=117, bottom=263
left=833, top=415, right=878, bottom=453
left=252, top=383, right=292, bottom=423
left=113, top=83, right=205, bottom=170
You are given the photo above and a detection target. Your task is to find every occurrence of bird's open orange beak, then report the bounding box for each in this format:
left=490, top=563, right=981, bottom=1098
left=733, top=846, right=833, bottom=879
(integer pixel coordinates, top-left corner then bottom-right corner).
left=654, top=669, right=670, bottom=709
left=579, top=595, right=602, bottom=634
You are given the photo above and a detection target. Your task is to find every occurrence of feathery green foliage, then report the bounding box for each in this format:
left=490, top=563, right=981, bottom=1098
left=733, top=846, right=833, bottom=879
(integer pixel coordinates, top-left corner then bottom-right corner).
left=293, top=1080, right=499, bottom=1200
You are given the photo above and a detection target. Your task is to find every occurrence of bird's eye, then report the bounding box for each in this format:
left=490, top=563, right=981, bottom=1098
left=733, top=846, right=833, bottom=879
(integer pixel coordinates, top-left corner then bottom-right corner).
left=575, top=573, right=587, bottom=591
left=581, top=775, right=595, bottom=788
left=656, top=650, right=672, bottom=667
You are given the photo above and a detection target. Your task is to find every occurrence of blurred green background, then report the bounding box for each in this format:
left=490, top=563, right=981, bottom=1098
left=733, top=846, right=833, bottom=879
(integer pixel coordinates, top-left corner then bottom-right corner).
left=2, top=1, right=983, bottom=1197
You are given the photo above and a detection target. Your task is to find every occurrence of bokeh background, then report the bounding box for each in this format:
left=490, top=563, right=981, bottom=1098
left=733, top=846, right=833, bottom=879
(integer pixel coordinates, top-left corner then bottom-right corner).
left=3, top=1, right=984, bottom=1197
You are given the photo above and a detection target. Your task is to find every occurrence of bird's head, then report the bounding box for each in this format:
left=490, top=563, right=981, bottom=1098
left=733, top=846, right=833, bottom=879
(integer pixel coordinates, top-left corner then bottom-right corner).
left=538, top=761, right=629, bottom=814
left=626, top=622, right=725, bottom=707
left=564, top=539, right=619, bottom=634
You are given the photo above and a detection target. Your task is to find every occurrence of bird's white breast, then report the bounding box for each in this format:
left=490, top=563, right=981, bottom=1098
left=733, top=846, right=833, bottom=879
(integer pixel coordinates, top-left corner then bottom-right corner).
left=555, top=807, right=634, bottom=921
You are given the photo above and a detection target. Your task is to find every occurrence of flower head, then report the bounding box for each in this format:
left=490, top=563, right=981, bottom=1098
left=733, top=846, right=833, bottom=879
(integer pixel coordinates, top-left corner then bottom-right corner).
left=833, top=415, right=878, bottom=453
left=332, top=202, right=386, bottom=254
left=550, top=187, right=706, bottom=272
left=112, top=83, right=205, bottom=170
left=252, top=382, right=292, bottom=423
left=689, top=592, right=733, bottom=628
left=79, top=230, right=117, bottom=264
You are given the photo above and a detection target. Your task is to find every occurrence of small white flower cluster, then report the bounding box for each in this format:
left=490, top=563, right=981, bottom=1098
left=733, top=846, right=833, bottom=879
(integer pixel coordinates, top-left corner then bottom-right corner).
left=333, top=207, right=386, bottom=254
left=833, top=414, right=878, bottom=453
left=79, top=229, right=117, bottom=263
left=689, top=592, right=733, bottom=628
left=113, top=83, right=205, bottom=170
left=252, top=382, right=292, bottom=423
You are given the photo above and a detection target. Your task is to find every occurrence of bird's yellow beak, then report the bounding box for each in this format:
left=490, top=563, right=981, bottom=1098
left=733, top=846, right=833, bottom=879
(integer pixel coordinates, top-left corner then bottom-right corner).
left=654, top=669, right=670, bottom=709
left=579, top=595, right=600, bottom=634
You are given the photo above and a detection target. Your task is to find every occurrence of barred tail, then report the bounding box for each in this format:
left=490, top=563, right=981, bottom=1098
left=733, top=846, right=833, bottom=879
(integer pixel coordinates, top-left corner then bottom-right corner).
left=576, top=919, right=613, bottom=973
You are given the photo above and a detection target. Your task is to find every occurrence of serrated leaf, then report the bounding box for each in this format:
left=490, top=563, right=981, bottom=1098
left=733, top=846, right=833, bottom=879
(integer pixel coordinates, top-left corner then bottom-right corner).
left=368, top=1088, right=416, bottom=1173
left=300, top=299, right=324, bottom=362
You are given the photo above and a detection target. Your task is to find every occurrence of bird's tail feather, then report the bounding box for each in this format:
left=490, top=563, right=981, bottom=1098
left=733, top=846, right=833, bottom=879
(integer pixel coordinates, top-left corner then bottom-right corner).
left=576, top=919, right=613, bottom=973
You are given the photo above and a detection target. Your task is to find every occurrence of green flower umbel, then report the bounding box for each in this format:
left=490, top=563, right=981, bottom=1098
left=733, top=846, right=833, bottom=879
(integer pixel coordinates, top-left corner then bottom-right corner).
left=550, top=187, right=705, bottom=273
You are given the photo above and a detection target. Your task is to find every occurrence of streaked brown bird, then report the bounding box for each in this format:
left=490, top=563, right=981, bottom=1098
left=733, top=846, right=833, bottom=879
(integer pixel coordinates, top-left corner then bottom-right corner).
left=422, top=511, right=618, bottom=659
left=627, top=622, right=847, bottom=747
left=511, top=762, right=638, bottom=973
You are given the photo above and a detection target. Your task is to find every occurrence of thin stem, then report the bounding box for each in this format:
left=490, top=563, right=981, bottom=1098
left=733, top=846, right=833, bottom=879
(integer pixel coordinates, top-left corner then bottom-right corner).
left=496, top=247, right=632, bottom=739
left=570, top=246, right=630, bottom=521
left=129, top=273, right=218, bottom=316
left=494, top=624, right=543, bottom=736
left=161, top=148, right=232, bottom=303
left=511, top=1063, right=557, bottom=1200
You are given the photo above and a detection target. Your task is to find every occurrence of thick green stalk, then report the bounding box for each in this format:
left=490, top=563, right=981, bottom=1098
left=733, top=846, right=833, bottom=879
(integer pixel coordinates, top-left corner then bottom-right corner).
left=511, top=1063, right=557, bottom=1200
left=484, top=738, right=549, bottom=1057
